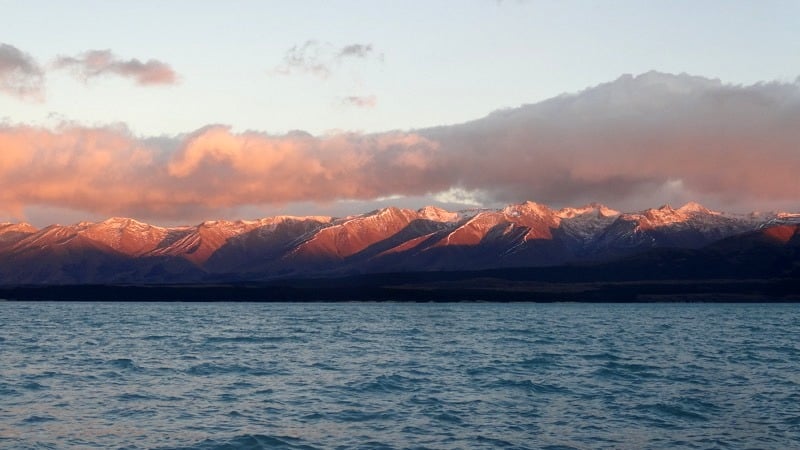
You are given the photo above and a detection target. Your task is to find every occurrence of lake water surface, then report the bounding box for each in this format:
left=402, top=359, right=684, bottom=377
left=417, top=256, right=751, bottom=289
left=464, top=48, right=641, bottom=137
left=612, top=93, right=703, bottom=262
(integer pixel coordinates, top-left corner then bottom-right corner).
left=1, top=302, right=799, bottom=449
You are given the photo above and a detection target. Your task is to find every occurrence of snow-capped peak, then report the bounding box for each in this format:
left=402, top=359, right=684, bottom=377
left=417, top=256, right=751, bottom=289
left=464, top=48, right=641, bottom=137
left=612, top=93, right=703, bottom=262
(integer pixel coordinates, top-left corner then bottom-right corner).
left=677, top=201, right=716, bottom=215
left=0, top=222, right=37, bottom=233
left=503, top=201, right=553, bottom=218
left=99, top=217, right=158, bottom=230
left=254, top=215, right=332, bottom=226
left=768, top=212, right=800, bottom=226
left=557, top=203, right=620, bottom=219
left=657, top=204, right=676, bottom=213
left=417, top=206, right=460, bottom=223
left=103, top=217, right=136, bottom=224
left=641, top=205, right=681, bottom=222
left=621, top=201, right=728, bottom=230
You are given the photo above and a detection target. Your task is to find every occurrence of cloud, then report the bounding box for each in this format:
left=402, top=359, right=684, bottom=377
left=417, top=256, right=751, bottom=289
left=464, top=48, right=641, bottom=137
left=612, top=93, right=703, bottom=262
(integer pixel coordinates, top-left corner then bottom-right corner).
left=164, top=127, right=444, bottom=205
left=0, top=43, right=45, bottom=100
left=342, top=95, right=377, bottom=108
left=273, top=41, right=380, bottom=79
left=421, top=71, right=800, bottom=211
left=0, top=123, right=443, bottom=221
left=1, top=71, right=800, bottom=223
left=53, top=49, right=177, bottom=86
left=337, top=44, right=373, bottom=59
left=273, top=41, right=331, bottom=78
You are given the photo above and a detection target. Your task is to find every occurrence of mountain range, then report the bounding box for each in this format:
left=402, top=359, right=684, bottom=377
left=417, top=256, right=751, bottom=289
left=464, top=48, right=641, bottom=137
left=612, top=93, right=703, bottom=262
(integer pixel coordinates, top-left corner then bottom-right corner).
left=0, top=201, right=798, bottom=290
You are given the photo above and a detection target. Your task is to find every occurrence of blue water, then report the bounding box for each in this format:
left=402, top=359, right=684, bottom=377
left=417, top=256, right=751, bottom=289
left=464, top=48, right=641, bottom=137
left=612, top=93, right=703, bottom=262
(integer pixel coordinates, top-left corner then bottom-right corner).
left=1, top=302, right=799, bottom=449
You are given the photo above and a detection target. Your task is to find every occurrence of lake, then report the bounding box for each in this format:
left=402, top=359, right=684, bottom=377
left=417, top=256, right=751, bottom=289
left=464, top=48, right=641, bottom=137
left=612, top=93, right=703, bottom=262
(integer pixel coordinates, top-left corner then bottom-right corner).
left=1, top=302, right=798, bottom=449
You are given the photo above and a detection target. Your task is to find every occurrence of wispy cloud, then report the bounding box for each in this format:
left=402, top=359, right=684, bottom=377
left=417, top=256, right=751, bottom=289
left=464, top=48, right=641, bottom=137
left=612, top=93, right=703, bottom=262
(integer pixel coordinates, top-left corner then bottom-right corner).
left=342, top=95, right=377, bottom=108
left=53, top=49, right=178, bottom=86
left=272, top=41, right=380, bottom=79
left=0, top=43, right=45, bottom=100
left=272, top=40, right=332, bottom=78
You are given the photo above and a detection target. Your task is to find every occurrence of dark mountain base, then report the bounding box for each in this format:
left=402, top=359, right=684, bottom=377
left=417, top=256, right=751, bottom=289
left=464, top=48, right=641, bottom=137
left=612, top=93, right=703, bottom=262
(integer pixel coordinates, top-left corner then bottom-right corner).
left=2, top=271, right=798, bottom=302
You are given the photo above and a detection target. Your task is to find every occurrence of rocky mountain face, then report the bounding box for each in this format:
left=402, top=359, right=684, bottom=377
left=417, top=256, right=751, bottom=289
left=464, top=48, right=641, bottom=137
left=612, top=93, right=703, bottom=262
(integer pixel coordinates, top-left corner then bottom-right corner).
left=0, top=202, right=797, bottom=284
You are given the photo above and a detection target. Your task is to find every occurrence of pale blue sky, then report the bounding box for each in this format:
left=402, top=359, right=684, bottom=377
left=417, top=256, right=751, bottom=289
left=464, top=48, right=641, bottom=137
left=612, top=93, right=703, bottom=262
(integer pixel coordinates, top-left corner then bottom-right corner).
left=3, top=0, right=799, bottom=136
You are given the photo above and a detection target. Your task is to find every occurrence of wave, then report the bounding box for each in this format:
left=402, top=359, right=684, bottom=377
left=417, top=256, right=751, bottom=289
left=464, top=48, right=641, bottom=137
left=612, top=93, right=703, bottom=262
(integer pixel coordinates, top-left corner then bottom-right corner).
left=185, top=362, right=283, bottom=377
left=108, top=358, right=140, bottom=371
left=204, top=335, right=293, bottom=344
left=161, top=434, right=321, bottom=450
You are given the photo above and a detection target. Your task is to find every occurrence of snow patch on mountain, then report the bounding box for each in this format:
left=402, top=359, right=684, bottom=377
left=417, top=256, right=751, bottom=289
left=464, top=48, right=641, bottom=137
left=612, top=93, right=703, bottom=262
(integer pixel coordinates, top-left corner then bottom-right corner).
left=677, top=201, right=717, bottom=215
left=503, top=201, right=553, bottom=219
left=622, top=204, right=695, bottom=230
left=557, top=203, right=620, bottom=219
left=417, top=206, right=460, bottom=223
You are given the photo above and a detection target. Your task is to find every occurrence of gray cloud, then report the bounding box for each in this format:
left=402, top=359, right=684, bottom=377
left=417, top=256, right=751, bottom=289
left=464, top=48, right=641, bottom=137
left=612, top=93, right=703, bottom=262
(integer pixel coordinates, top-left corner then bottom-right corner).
left=0, top=43, right=45, bottom=100
left=53, top=49, right=178, bottom=86
left=273, top=40, right=331, bottom=78
left=337, top=44, right=373, bottom=59
left=273, top=41, right=379, bottom=79
left=420, top=71, right=800, bottom=211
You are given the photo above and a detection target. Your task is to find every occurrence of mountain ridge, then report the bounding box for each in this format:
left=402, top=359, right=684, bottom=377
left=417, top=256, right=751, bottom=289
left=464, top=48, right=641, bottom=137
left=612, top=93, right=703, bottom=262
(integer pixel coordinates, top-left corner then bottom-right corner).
left=0, top=201, right=798, bottom=286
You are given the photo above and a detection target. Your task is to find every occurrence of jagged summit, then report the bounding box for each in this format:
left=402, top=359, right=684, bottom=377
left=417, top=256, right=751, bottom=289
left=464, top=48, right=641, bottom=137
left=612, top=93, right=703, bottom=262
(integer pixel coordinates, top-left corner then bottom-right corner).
left=503, top=201, right=553, bottom=218
left=417, top=206, right=460, bottom=223
left=102, top=217, right=150, bottom=225
left=0, top=200, right=780, bottom=235
left=0, top=222, right=37, bottom=233
left=96, top=217, right=166, bottom=234
left=557, top=203, right=620, bottom=219
left=625, top=204, right=693, bottom=229
left=677, top=201, right=716, bottom=215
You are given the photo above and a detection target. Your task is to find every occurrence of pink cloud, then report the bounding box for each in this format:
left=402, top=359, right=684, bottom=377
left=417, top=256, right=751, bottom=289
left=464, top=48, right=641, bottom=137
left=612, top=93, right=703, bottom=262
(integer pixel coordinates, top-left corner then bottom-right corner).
left=0, top=124, right=443, bottom=221
left=164, top=126, right=444, bottom=206
left=53, top=49, right=177, bottom=86
left=1, top=71, right=799, bottom=223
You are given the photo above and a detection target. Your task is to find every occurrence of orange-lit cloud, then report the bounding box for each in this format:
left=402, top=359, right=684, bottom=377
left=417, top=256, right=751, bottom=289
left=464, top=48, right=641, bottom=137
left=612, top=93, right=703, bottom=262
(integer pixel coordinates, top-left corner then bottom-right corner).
left=53, top=49, right=177, bottom=86
left=0, top=43, right=44, bottom=100
left=164, top=126, right=444, bottom=206
left=0, top=123, right=443, bottom=221
left=1, top=71, right=799, bottom=223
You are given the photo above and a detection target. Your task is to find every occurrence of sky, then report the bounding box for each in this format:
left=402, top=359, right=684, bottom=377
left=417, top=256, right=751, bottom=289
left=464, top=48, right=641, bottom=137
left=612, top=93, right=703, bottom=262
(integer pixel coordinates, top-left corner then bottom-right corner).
left=1, top=0, right=799, bottom=226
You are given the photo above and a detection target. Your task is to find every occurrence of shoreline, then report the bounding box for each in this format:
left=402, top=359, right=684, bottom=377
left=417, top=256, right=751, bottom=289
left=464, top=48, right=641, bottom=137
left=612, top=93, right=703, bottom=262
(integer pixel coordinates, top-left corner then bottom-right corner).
left=1, top=276, right=797, bottom=302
